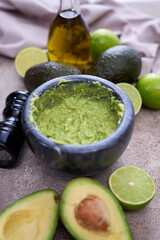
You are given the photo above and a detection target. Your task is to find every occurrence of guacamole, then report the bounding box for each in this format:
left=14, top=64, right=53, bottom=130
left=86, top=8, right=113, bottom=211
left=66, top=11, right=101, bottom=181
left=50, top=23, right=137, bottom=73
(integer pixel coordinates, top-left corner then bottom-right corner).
left=30, top=80, right=124, bottom=145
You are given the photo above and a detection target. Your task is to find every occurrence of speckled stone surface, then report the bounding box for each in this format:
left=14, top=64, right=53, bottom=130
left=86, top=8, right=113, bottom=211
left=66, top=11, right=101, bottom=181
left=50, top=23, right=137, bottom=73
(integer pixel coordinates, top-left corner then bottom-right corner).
left=0, top=56, right=160, bottom=240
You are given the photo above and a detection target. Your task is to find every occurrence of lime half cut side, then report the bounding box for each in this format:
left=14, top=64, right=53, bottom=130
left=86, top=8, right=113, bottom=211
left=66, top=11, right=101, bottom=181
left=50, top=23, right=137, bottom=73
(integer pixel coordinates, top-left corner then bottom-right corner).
left=15, top=47, right=48, bottom=78
left=117, top=82, right=142, bottom=115
left=109, top=166, right=156, bottom=211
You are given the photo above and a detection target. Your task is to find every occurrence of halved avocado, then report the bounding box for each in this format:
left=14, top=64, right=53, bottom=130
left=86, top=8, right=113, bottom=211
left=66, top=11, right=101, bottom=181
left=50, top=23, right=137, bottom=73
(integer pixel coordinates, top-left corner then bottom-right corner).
left=60, top=178, right=132, bottom=240
left=0, top=189, right=59, bottom=240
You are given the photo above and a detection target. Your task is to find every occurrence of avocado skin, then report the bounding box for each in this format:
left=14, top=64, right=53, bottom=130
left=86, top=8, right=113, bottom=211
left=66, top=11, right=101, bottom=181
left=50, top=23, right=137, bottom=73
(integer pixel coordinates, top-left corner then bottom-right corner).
left=24, top=61, right=81, bottom=92
left=94, top=45, right=141, bottom=84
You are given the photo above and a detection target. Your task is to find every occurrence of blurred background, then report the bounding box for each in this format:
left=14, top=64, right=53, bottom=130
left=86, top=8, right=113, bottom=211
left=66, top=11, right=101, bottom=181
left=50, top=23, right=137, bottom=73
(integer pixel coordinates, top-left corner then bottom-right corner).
left=116, top=0, right=160, bottom=17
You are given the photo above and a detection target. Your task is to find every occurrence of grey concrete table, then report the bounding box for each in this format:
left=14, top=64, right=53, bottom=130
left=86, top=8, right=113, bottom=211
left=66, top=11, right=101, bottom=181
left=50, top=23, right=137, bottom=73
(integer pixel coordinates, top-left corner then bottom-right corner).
left=0, top=55, right=160, bottom=240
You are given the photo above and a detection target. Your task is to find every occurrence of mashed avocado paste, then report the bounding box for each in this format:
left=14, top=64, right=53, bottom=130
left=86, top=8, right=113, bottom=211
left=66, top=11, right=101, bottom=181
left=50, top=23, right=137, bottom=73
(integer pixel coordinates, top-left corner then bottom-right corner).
left=30, top=80, right=124, bottom=145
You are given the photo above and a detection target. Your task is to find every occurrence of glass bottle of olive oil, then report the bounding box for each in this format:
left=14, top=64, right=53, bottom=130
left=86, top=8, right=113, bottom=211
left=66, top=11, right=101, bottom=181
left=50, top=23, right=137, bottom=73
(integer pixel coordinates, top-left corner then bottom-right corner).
left=47, top=0, right=91, bottom=72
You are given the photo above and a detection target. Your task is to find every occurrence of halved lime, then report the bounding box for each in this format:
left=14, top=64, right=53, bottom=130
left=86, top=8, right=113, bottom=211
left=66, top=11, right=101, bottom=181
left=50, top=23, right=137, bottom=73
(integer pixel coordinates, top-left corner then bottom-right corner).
left=15, top=47, right=48, bottom=77
left=117, top=82, right=142, bottom=115
left=109, top=166, right=156, bottom=211
left=136, top=73, right=160, bottom=109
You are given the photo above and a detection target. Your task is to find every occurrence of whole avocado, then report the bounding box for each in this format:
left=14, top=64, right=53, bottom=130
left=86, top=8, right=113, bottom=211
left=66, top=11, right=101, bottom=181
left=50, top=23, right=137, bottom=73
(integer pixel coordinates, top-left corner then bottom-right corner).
left=94, top=45, right=141, bottom=84
left=24, top=61, right=81, bottom=92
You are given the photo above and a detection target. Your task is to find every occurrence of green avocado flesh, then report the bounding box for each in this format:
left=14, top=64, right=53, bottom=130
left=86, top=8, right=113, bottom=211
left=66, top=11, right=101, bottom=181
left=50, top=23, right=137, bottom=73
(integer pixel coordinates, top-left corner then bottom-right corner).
left=30, top=80, right=124, bottom=145
left=60, top=178, right=132, bottom=240
left=0, top=190, right=59, bottom=240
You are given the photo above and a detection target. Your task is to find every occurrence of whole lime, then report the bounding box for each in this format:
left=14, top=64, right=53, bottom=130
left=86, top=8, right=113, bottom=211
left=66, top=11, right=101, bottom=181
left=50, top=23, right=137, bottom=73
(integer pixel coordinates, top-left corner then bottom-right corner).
left=136, top=73, right=160, bottom=109
left=90, top=28, right=120, bottom=60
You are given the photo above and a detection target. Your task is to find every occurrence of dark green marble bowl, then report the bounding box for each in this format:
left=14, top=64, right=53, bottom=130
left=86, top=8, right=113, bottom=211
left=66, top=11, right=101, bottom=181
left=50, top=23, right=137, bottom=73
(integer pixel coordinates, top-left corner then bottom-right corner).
left=22, top=75, right=134, bottom=176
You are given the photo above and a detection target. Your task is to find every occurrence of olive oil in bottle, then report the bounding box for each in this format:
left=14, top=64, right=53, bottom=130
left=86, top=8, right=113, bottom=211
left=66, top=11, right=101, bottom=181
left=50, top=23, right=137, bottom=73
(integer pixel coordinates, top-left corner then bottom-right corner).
left=47, top=0, right=90, bottom=72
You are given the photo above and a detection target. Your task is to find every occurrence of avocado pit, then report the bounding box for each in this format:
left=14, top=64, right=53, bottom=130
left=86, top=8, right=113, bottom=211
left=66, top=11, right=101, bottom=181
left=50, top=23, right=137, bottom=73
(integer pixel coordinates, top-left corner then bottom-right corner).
left=75, top=195, right=110, bottom=232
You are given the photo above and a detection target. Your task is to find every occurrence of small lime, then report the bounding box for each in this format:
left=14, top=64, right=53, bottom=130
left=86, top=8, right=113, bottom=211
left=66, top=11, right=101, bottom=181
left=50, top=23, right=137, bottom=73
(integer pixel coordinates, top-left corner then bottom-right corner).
left=90, top=28, right=120, bottom=60
left=117, top=82, right=142, bottom=115
left=109, top=166, right=156, bottom=211
left=136, top=73, right=160, bottom=109
left=15, top=47, right=48, bottom=78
